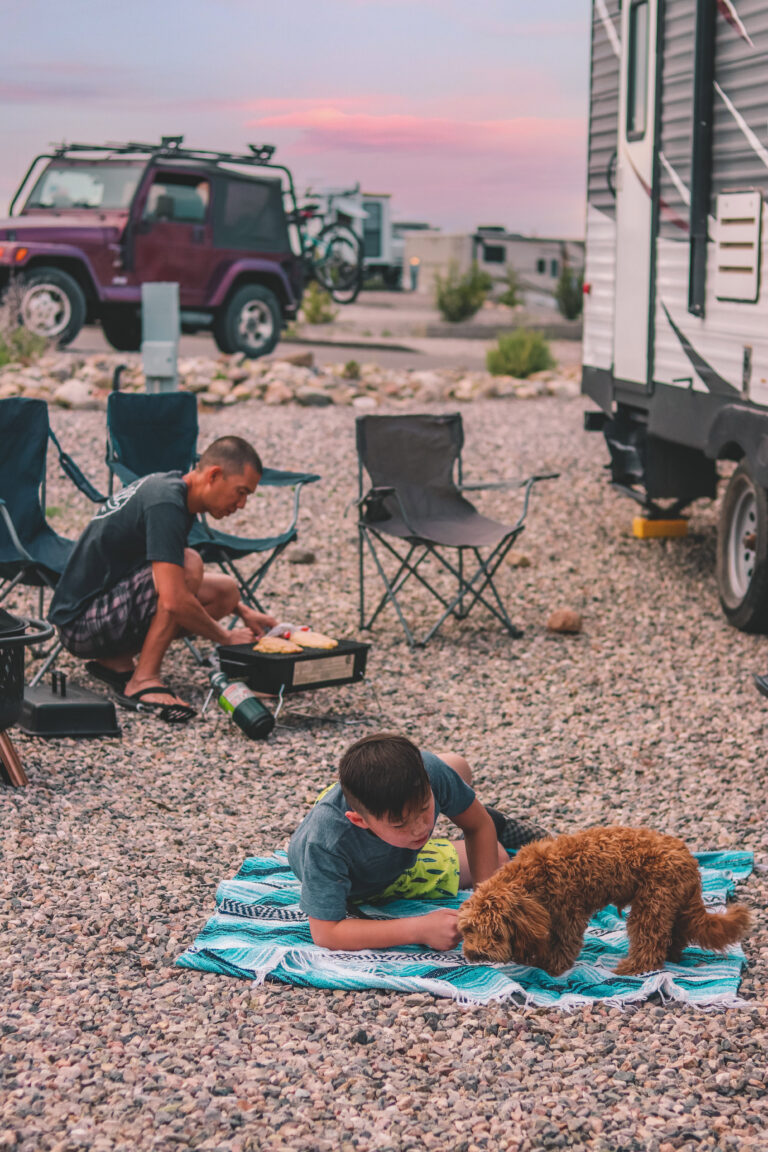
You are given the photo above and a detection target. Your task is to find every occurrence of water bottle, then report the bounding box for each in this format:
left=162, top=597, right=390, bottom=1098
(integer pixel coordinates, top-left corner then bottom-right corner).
left=209, top=671, right=275, bottom=740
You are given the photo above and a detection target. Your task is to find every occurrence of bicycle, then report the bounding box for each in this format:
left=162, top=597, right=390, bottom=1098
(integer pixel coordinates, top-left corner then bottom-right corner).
left=290, top=197, right=364, bottom=304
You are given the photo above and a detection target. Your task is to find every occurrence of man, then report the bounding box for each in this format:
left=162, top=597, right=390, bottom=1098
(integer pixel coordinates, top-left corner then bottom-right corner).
left=49, top=436, right=276, bottom=723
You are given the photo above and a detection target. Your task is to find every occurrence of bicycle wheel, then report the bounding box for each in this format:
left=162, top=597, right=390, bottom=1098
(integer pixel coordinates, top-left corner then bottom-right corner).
left=313, top=225, right=362, bottom=295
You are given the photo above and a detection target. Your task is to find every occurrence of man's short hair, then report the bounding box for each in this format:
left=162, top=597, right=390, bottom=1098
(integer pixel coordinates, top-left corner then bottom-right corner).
left=198, top=436, right=262, bottom=476
left=339, top=732, right=431, bottom=821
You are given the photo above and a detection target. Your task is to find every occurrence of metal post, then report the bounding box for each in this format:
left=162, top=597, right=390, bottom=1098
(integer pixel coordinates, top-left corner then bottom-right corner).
left=141, top=282, right=180, bottom=392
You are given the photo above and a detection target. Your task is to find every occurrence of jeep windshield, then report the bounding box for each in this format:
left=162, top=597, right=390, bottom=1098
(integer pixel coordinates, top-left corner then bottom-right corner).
left=22, top=161, right=144, bottom=211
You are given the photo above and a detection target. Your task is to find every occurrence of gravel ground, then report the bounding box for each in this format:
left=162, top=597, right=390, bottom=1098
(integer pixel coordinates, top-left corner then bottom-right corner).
left=1, top=393, right=767, bottom=1152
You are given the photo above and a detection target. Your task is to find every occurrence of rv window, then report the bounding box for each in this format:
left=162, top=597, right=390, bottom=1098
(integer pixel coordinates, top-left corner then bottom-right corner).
left=363, top=202, right=383, bottom=259
left=550, top=259, right=559, bottom=277
left=627, top=0, right=649, bottom=140
left=536, top=258, right=546, bottom=274
left=483, top=244, right=505, bottom=264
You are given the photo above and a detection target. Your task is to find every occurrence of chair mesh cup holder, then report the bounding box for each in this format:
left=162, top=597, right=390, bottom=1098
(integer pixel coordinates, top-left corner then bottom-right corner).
left=0, top=609, right=54, bottom=787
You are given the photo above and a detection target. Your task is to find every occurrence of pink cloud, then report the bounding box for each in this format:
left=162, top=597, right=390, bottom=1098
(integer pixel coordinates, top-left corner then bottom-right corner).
left=246, top=105, right=582, bottom=159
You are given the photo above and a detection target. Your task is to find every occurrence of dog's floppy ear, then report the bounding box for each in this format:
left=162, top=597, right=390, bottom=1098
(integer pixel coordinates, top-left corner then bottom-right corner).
left=505, top=893, right=551, bottom=967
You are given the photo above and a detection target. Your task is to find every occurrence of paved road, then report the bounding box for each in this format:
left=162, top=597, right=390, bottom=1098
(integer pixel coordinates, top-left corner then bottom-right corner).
left=68, top=289, right=582, bottom=373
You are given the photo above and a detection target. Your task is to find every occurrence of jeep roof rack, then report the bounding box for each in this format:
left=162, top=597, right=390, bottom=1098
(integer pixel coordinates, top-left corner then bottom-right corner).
left=10, top=137, right=297, bottom=217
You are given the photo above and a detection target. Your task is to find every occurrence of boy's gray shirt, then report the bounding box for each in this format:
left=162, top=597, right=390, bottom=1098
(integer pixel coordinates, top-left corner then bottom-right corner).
left=287, top=750, right=475, bottom=921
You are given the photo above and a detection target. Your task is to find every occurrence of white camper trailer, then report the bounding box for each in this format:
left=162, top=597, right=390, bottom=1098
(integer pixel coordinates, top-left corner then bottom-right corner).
left=582, top=0, right=768, bottom=631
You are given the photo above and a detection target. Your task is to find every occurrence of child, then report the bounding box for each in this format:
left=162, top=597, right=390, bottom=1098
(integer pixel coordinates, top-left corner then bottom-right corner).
left=287, top=732, right=549, bottom=952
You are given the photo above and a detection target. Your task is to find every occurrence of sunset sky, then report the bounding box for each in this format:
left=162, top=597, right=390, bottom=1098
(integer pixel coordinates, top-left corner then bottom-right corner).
left=3, top=0, right=591, bottom=237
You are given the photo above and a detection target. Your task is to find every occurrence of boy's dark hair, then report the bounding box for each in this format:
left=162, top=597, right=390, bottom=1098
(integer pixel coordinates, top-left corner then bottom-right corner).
left=198, top=436, right=262, bottom=476
left=339, top=733, right=431, bottom=820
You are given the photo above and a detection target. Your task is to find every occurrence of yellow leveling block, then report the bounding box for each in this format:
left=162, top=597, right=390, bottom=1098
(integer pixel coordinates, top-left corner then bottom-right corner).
left=633, top=517, right=688, bottom=539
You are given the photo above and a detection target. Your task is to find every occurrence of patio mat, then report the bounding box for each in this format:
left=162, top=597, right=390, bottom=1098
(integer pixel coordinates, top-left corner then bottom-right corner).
left=176, top=850, right=753, bottom=1008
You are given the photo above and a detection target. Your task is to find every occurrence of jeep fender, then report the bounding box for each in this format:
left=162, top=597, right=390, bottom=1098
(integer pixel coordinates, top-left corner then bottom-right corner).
left=705, top=404, right=768, bottom=488
left=210, top=260, right=297, bottom=312
left=16, top=244, right=101, bottom=305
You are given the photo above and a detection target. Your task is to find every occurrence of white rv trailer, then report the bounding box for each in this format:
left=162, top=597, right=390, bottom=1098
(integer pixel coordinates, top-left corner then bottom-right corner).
left=582, top=0, right=768, bottom=631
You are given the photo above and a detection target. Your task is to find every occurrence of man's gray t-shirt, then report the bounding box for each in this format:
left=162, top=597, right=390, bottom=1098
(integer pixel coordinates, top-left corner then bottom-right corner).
left=50, top=472, right=193, bottom=626
left=287, top=751, right=476, bottom=921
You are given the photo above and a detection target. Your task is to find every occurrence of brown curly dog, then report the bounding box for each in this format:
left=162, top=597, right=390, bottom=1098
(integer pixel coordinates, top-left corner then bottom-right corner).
left=457, top=826, right=750, bottom=976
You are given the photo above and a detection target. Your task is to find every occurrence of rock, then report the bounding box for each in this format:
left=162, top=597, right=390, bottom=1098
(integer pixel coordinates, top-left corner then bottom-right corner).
left=0, top=380, right=22, bottom=398
left=295, top=386, right=333, bottom=408
left=546, top=608, right=583, bottom=634
left=352, top=395, right=378, bottom=410
left=288, top=549, right=317, bottom=565
left=197, top=391, right=224, bottom=407
left=507, top=552, right=532, bottom=568
left=52, top=379, right=100, bottom=410
left=282, top=351, right=315, bottom=368
left=263, top=381, right=293, bottom=405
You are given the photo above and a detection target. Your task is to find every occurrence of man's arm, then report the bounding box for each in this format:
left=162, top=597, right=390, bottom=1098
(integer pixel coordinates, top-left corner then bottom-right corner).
left=309, top=909, right=461, bottom=952
left=152, top=562, right=254, bottom=645
left=451, top=799, right=501, bottom=887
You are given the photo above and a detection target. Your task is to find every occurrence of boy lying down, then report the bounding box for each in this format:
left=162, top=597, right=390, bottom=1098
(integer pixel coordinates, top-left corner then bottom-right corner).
left=287, top=732, right=550, bottom=951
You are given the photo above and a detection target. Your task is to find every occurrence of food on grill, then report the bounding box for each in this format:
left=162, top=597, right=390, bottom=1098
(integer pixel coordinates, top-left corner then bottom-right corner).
left=288, top=629, right=338, bottom=650
left=254, top=636, right=303, bottom=655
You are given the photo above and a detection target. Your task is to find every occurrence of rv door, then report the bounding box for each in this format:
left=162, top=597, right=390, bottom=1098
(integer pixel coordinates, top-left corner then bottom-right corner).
left=612, top=0, right=659, bottom=389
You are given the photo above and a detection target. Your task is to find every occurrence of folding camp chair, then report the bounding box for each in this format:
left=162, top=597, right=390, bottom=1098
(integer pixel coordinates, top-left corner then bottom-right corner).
left=188, top=464, right=321, bottom=611
left=105, top=389, right=320, bottom=611
left=356, top=413, right=558, bottom=647
left=0, top=397, right=106, bottom=682
left=106, top=390, right=199, bottom=490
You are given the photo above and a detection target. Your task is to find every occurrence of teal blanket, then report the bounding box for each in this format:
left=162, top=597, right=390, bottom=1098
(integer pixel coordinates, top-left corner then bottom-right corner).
left=176, top=850, right=753, bottom=1008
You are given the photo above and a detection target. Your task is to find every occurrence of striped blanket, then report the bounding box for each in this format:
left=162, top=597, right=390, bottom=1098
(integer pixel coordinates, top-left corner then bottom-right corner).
left=176, top=850, right=753, bottom=1008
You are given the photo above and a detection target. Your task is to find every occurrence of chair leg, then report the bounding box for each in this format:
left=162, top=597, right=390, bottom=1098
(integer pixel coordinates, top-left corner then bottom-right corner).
left=28, top=640, right=62, bottom=688
left=0, top=730, right=27, bottom=787
left=359, top=530, right=419, bottom=647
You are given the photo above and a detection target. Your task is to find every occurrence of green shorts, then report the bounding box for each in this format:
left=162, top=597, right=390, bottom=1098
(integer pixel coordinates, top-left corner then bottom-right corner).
left=314, top=785, right=461, bottom=903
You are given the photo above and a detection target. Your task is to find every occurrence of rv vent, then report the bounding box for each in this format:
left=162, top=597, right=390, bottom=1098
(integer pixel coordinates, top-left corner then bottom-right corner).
left=714, top=191, right=762, bottom=304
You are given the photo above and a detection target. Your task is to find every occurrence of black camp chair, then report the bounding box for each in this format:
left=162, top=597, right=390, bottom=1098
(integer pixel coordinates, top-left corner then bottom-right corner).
left=106, top=390, right=199, bottom=490
left=356, top=413, right=558, bottom=647
left=0, top=398, right=104, bottom=609
left=0, top=397, right=106, bottom=682
left=106, top=390, right=320, bottom=611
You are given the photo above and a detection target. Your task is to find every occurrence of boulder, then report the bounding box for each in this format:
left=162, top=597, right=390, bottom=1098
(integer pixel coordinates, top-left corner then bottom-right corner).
left=263, top=381, right=293, bottom=406
left=295, top=386, right=333, bottom=408
left=282, top=351, right=315, bottom=369
left=288, top=549, right=317, bottom=565
left=52, top=379, right=100, bottom=410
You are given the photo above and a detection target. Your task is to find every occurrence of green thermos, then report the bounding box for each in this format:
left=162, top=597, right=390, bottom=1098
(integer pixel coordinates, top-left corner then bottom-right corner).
left=209, top=671, right=275, bottom=740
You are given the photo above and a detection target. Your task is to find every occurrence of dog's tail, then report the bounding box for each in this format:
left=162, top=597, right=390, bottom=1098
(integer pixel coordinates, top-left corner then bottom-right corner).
left=682, top=892, right=750, bottom=952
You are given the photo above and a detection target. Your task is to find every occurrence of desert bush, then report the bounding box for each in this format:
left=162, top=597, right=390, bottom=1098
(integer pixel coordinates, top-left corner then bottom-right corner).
left=342, top=359, right=361, bottom=380
left=0, top=283, right=48, bottom=366
left=486, top=329, right=555, bottom=378
left=434, top=262, right=492, bottom=323
left=555, top=263, right=584, bottom=320
left=498, top=265, right=523, bottom=307
left=301, top=282, right=338, bottom=324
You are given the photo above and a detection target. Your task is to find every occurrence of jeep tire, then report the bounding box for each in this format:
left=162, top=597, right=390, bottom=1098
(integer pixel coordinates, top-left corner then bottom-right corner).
left=101, top=307, right=142, bottom=352
left=214, top=284, right=281, bottom=359
left=19, top=267, right=86, bottom=346
left=716, top=460, right=768, bottom=632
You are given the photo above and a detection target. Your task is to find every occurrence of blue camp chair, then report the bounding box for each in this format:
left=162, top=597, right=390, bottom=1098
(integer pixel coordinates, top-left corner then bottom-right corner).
left=106, top=390, right=199, bottom=490
left=0, top=397, right=104, bottom=609
left=105, top=390, right=320, bottom=610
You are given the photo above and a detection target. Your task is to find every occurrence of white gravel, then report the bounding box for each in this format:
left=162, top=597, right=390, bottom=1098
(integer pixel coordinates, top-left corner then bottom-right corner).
left=1, top=391, right=766, bottom=1152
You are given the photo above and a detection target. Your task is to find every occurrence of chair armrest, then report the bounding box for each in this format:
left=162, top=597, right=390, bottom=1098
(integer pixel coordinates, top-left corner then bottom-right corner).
left=48, top=428, right=106, bottom=503
left=260, top=467, right=321, bottom=488
left=509, top=473, right=561, bottom=532
left=0, top=499, right=36, bottom=563
left=459, top=472, right=560, bottom=493
left=357, top=486, right=421, bottom=535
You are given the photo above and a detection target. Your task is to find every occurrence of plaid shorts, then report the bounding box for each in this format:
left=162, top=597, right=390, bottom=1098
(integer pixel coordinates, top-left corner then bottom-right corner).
left=57, top=565, right=158, bottom=659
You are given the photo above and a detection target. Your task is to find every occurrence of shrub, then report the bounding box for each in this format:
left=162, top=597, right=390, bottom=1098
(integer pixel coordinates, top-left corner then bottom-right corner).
left=0, top=326, right=48, bottom=367
left=498, top=265, right=522, bottom=308
left=342, top=359, right=361, bottom=380
left=301, top=282, right=338, bottom=324
left=434, top=261, right=492, bottom=323
left=486, top=329, right=555, bottom=378
left=555, top=264, right=584, bottom=320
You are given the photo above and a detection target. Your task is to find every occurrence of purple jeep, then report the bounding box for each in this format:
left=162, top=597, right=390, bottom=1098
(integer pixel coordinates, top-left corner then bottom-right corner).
left=0, top=138, right=305, bottom=357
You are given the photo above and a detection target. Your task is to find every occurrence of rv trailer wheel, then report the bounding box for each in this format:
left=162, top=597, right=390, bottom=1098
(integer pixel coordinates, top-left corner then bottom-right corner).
left=716, top=461, right=768, bottom=632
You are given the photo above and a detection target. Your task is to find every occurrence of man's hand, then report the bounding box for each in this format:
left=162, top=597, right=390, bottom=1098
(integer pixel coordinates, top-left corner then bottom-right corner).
left=418, top=908, right=461, bottom=951
left=226, top=625, right=256, bottom=646
left=238, top=605, right=279, bottom=638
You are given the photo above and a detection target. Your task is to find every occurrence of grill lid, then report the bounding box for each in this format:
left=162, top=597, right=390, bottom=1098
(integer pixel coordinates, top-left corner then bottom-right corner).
left=0, top=607, right=26, bottom=639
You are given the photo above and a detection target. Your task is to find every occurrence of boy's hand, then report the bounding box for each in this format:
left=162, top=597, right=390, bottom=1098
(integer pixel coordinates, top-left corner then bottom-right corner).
left=419, top=908, right=461, bottom=951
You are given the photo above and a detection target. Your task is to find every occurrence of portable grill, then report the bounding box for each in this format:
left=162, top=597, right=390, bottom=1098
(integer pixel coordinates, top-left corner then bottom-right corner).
left=216, top=639, right=370, bottom=699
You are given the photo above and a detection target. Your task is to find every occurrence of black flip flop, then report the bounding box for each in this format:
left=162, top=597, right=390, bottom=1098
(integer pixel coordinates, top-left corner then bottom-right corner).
left=85, top=661, right=133, bottom=693
left=115, top=685, right=197, bottom=725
